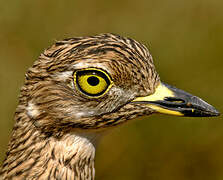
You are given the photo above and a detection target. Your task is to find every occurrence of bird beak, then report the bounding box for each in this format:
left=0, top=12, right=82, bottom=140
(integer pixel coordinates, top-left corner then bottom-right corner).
left=132, top=83, right=220, bottom=117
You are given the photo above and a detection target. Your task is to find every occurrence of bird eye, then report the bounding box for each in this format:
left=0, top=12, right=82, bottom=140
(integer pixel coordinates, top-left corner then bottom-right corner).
left=74, top=69, right=112, bottom=97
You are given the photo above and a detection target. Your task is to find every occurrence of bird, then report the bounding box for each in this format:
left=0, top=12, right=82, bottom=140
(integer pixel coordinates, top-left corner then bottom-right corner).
left=0, top=33, right=219, bottom=180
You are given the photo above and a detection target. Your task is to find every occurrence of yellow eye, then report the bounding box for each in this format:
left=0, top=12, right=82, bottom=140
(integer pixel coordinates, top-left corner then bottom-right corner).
left=74, top=69, right=112, bottom=97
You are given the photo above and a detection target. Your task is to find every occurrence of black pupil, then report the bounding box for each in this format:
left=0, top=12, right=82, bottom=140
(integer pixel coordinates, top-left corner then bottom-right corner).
left=87, top=76, right=100, bottom=86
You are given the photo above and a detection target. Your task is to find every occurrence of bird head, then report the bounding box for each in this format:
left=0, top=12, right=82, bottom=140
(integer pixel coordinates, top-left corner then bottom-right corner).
left=23, top=33, right=219, bottom=136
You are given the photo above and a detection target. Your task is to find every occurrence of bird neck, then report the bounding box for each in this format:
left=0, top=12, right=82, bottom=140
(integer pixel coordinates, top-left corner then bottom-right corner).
left=1, top=110, right=97, bottom=180
left=42, top=132, right=96, bottom=180
left=45, top=132, right=96, bottom=179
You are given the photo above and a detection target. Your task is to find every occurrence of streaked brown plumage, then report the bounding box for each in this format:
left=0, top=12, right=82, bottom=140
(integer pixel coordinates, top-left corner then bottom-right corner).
left=0, top=33, right=219, bottom=179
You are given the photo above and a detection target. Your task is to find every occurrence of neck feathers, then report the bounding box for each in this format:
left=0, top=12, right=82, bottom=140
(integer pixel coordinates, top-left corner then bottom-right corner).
left=1, top=110, right=97, bottom=180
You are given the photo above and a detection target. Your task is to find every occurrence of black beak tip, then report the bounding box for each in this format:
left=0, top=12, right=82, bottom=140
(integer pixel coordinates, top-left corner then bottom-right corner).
left=185, top=104, right=220, bottom=117
left=208, top=108, right=220, bottom=117
left=198, top=98, right=220, bottom=117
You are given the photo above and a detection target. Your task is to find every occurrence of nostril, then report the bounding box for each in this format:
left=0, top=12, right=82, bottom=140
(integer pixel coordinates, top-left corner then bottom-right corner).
left=186, top=102, right=192, bottom=107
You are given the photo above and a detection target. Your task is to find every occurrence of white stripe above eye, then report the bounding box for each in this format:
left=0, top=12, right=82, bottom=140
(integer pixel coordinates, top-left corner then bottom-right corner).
left=55, top=71, right=73, bottom=81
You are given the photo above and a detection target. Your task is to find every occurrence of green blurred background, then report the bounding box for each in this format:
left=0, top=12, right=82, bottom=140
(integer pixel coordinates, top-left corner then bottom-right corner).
left=0, top=0, right=222, bottom=179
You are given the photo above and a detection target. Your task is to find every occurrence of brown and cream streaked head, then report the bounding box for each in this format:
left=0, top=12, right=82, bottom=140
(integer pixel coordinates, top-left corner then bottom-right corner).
left=23, top=34, right=158, bottom=133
